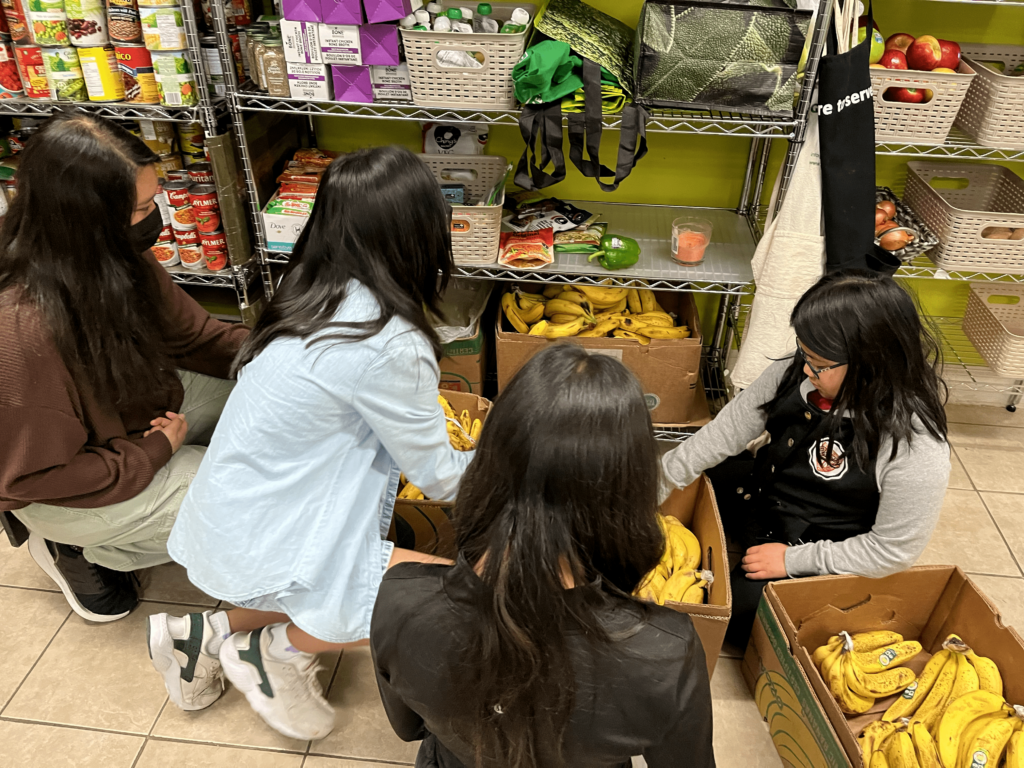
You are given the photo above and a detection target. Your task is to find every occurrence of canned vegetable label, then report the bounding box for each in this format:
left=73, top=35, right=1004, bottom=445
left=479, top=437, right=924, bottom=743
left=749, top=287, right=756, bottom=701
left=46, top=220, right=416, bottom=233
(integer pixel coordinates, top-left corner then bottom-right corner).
left=153, top=153, right=182, bottom=180
left=151, top=49, right=194, bottom=106
left=42, top=46, right=85, bottom=101
left=141, top=7, right=184, bottom=51
left=78, top=45, right=123, bottom=100
left=172, top=226, right=198, bottom=247
left=188, top=184, right=220, bottom=233
left=176, top=121, right=202, bottom=153
left=106, top=0, right=141, bottom=43
left=65, top=0, right=107, bottom=46
left=2, top=0, right=28, bottom=43
left=187, top=162, right=213, bottom=184
left=14, top=44, right=50, bottom=98
left=0, top=40, right=23, bottom=95
left=28, top=8, right=68, bottom=47
left=178, top=245, right=203, bottom=268
left=115, top=43, right=157, bottom=102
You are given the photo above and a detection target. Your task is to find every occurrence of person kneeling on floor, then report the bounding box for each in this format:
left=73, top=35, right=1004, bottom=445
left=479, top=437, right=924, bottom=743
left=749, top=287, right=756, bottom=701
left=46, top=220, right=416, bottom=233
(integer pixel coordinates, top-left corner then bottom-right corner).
left=370, top=344, right=715, bottom=768
left=661, top=271, right=951, bottom=647
left=0, top=114, right=247, bottom=623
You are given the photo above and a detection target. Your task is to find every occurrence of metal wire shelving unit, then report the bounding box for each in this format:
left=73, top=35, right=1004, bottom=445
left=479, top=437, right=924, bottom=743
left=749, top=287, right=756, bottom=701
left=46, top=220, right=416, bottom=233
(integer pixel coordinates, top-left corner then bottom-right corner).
left=930, top=317, right=1024, bottom=398
left=0, top=97, right=232, bottom=123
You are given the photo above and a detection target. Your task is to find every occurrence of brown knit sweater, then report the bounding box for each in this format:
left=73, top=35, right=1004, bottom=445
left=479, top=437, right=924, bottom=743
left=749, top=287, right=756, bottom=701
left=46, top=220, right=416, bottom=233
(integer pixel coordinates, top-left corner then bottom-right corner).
left=0, top=251, right=249, bottom=510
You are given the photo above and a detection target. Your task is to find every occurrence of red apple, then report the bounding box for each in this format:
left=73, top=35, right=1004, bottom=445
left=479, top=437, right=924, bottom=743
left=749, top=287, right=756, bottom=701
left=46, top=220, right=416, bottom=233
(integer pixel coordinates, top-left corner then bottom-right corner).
left=885, top=33, right=915, bottom=54
left=937, top=39, right=961, bottom=70
left=907, top=35, right=943, bottom=71
left=885, top=87, right=926, bottom=103
left=880, top=50, right=908, bottom=70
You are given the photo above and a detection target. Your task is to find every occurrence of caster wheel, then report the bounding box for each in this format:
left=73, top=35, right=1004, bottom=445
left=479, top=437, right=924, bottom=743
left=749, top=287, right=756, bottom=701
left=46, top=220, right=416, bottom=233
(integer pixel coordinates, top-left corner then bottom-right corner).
left=1008, top=404, right=1017, bottom=413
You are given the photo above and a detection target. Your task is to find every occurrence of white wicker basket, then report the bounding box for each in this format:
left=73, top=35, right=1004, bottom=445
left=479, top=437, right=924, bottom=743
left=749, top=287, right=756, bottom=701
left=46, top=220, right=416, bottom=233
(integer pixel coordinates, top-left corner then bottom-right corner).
left=419, top=154, right=506, bottom=265
left=903, top=161, right=1024, bottom=274
left=400, top=1, right=536, bottom=110
left=870, top=61, right=976, bottom=145
left=957, top=44, right=1024, bottom=150
left=963, top=284, right=1024, bottom=377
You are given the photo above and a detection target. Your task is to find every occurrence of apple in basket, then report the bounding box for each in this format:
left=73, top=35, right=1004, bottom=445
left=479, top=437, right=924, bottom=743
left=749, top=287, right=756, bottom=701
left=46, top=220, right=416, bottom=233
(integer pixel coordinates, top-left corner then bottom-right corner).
left=886, top=87, right=926, bottom=103
left=907, top=36, right=943, bottom=71
left=880, top=49, right=908, bottom=70
left=885, top=33, right=915, bottom=54
left=937, top=39, right=962, bottom=70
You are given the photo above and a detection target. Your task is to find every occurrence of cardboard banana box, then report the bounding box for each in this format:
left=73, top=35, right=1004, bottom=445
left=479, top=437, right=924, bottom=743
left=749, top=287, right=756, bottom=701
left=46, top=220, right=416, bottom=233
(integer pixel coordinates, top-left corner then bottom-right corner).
left=743, top=567, right=1024, bottom=768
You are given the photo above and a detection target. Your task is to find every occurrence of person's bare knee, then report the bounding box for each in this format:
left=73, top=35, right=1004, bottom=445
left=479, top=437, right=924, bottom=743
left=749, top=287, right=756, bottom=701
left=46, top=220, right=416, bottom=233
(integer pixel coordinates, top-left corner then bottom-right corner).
left=285, top=623, right=367, bottom=654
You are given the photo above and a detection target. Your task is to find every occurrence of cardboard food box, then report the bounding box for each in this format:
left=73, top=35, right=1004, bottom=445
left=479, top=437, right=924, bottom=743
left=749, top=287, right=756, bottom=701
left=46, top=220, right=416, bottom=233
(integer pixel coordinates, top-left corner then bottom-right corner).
left=743, top=567, right=1024, bottom=768
left=660, top=475, right=732, bottom=678
left=495, top=289, right=710, bottom=426
left=439, top=323, right=487, bottom=395
left=388, top=390, right=490, bottom=560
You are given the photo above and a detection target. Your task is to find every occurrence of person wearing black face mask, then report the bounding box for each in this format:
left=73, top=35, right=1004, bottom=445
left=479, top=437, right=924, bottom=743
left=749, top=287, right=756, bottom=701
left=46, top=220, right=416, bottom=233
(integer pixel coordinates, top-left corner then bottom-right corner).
left=0, top=114, right=249, bottom=623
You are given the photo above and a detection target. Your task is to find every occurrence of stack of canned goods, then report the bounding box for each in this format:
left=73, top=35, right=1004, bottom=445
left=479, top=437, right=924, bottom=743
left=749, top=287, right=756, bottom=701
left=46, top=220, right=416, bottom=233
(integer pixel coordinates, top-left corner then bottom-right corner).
left=0, top=0, right=90, bottom=102
left=160, top=163, right=226, bottom=272
left=126, top=118, right=206, bottom=181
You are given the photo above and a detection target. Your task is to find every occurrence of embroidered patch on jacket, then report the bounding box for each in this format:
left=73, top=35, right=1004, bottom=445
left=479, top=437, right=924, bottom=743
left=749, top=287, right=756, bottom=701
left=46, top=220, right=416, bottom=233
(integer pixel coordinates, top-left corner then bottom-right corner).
left=809, top=438, right=848, bottom=481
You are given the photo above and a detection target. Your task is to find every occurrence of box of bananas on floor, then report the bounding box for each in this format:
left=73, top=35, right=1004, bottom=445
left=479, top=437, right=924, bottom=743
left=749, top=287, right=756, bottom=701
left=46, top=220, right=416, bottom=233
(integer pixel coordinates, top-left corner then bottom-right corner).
left=742, top=566, right=1024, bottom=768
left=495, top=283, right=709, bottom=425
left=645, top=476, right=731, bottom=677
left=388, top=390, right=491, bottom=560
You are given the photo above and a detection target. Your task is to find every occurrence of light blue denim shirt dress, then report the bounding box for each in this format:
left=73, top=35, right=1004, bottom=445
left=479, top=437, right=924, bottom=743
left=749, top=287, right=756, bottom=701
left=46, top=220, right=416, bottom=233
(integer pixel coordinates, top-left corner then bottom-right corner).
left=168, top=281, right=473, bottom=643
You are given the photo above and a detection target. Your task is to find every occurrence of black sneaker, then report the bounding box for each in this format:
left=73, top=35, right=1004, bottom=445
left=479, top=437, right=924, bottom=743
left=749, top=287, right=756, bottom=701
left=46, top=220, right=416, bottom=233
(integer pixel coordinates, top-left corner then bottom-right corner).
left=27, top=532, right=138, bottom=622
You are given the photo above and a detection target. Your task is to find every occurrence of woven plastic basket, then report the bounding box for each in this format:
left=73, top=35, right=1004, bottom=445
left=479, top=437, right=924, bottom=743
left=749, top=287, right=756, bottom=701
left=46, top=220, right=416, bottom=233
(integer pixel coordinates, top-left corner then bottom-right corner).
left=957, top=44, right=1024, bottom=150
left=870, top=61, right=976, bottom=145
left=902, top=161, right=1024, bottom=274
left=963, top=284, right=1024, bottom=377
left=400, top=1, right=536, bottom=110
left=419, top=154, right=507, bottom=265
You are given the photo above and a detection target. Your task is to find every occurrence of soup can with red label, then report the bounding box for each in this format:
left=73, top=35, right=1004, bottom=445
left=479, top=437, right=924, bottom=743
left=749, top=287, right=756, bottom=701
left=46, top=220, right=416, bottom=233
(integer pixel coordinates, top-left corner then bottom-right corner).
left=188, top=184, right=220, bottom=233
left=151, top=239, right=179, bottom=266
left=200, top=229, right=227, bottom=271
left=178, top=244, right=203, bottom=269
left=154, top=192, right=171, bottom=225
left=172, top=225, right=198, bottom=248
left=164, top=168, right=189, bottom=182
left=187, top=162, right=213, bottom=185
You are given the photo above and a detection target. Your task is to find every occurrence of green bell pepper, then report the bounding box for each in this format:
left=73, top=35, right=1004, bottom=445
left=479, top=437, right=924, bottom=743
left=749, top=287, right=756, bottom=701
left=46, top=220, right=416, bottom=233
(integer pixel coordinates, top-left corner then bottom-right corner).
left=588, top=234, right=640, bottom=270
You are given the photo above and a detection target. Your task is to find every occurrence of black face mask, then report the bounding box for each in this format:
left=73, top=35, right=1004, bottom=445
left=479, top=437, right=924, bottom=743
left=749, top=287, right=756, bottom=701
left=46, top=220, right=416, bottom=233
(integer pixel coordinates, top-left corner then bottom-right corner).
left=129, top=206, right=163, bottom=253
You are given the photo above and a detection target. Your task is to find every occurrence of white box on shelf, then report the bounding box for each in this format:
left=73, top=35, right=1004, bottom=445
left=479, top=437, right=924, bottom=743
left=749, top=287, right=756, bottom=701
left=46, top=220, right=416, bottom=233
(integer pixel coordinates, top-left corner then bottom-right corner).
left=281, top=20, right=323, bottom=64
left=318, top=24, right=361, bottom=66
left=262, top=193, right=312, bottom=254
left=370, top=63, right=411, bottom=102
left=288, top=62, right=332, bottom=100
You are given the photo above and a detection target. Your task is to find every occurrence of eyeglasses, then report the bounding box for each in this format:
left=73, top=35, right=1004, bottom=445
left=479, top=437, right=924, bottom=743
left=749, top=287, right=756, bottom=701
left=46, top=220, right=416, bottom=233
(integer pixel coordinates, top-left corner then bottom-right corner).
left=796, top=341, right=845, bottom=378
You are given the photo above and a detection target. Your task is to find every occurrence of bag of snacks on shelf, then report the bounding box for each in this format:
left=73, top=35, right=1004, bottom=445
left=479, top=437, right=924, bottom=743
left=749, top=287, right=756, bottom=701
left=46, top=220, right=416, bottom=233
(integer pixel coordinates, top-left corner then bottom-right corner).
left=498, top=227, right=553, bottom=270
left=422, top=123, right=488, bottom=155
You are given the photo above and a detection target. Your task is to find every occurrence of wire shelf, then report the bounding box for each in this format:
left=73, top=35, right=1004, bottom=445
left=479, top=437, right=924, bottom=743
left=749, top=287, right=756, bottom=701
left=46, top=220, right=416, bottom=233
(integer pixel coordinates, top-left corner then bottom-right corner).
left=0, top=97, right=230, bottom=123
left=931, top=316, right=1024, bottom=395
left=166, top=260, right=258, bottom=289
left=897, top=255, right=1024, bottom=283
left=876, top=127, right=1024, bottom=162
left=233, top=85, right=799, bottom=138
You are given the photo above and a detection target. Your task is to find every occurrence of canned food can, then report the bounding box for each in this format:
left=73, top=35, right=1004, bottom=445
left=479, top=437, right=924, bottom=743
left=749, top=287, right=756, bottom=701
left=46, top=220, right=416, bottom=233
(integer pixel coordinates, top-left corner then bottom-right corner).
left=0, top=41, right=23, bottom=96
left=156, top=223, right=174, bottom=241
left=42, top=46, right=86, bottom=101
left=151, top=234, right=179, bottom=265
left=172, top=225, right=198, bottom=247
left=199, top=229, right=227, bottom=270
left=136, top=117, right=175, bottom=153
left=27, top=6, right=68, bottom=47
left=154, top=152, right=182, bottom=180
left=141, top=6, right=184, bottom=51
left=182, top=151, right=205, bottom=166
left=176, top=120, right=202, bottom=154
left=187, top=162, right=213, bottom=184
left=138, top=0, right=180, bottom=6
left=188, top=184, right=220, bottom=233
left=226, top=27, right=243, bottom=82
left=199, top=35, right=224, bottom=96
left=115, top=43, right=157, bottom=102
left=151, top=49, right=194, bottom=106
left=78, top=45, right=123, bottom=100
left=154, top=194, right=171, bottom=226
left=65, top=0, right=107, bottom=46
left=178, top=244, right=203, bottom=269
left=164, top=168, right=189, bottom=182
left=14, top=44, right=50, bottom=98
left=1, top=0, right=27, bottom=43
left=163, top=180, right=195, bottom=229
left=106, top=0, right=141, bottom=44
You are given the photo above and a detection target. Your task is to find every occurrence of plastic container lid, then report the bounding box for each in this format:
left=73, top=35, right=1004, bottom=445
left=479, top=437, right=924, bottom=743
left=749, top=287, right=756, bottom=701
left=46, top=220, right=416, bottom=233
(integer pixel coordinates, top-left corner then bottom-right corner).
left=399, top=13, right=415, bottom=28
left=447, top=7, right=462, bottom=20
left=414, top=8, right=430, bottom=23
left=460, top=6, right=473, bottom=19
left=477, top=3, right=492, bottom=14
left=426, top=2, right=442, bottom=11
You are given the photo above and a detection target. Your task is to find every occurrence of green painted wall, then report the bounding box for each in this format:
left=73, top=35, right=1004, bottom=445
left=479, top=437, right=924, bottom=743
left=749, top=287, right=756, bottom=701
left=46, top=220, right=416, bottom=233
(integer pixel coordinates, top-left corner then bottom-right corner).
left=314, top=0, right=1024, bottom=333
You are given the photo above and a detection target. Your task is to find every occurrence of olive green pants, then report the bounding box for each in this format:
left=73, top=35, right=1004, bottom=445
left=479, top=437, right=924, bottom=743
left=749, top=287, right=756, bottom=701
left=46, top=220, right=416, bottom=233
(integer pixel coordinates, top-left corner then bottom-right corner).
left=13, top=372, right=234, bottom=571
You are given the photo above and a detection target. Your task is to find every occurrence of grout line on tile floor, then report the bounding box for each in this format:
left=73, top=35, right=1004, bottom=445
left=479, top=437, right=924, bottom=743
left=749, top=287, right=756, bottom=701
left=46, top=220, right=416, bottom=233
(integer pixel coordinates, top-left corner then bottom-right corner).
left=953, top=447, right=1024, bottom=580
left=0, top=714, right=150, bottom=738
left=143, top=734, right=309, bottom=755
left=305, top=753, right=414, bottom=765
left=0, top=609, right=70, bottom=716
left=0, top=583, right=60, bottom=595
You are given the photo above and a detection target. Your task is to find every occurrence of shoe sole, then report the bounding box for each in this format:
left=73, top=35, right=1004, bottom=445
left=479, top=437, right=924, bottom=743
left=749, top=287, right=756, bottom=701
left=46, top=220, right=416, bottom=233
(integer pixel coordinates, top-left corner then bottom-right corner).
left=219, top=638, right=334, bottom=742
left=28, top=534, right=131, bottom=623
left=148, top=615, right=217, bottom=712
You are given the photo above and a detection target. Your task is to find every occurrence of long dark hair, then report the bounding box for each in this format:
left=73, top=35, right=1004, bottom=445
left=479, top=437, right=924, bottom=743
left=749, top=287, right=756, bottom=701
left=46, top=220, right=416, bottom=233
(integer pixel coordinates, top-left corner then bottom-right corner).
left=762, top=271, right=948, bottom=468
left=233, top=145, right=453, bottom=372
left=0, top=113, right=168, bottom=404
left=449, top=344, right=666, bottom=768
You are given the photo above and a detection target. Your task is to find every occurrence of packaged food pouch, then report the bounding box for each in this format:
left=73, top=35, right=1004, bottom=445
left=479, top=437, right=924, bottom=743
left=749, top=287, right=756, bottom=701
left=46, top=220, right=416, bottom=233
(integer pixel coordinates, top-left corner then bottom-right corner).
left=422, top=122, right=488, bottom=154
left=498, top=227, right=553, bottom=270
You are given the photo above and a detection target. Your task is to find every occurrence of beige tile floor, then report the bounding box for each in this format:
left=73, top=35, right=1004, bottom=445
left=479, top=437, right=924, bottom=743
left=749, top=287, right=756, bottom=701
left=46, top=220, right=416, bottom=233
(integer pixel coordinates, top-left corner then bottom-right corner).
left=1, top=403, right=1022, bottom=767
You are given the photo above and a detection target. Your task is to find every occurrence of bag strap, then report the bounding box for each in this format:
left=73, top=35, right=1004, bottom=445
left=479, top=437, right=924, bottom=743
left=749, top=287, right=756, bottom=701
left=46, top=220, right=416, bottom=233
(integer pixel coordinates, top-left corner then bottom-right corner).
left=567, top=59, right=648, bottom=193
left=514, top=102, right=567, bottom=191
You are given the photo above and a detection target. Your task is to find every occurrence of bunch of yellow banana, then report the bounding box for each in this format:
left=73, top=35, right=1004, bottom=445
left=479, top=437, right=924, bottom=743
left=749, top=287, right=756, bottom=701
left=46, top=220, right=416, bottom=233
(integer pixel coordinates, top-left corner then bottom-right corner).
left=397, top=396, right=482, bottom=502
left=812, top=631, right=921, bottom=715
left=502, top=285, right=691, bottom=343
left=635, top=515, right=710, bottom=605
left=860, top=719, right=947, bottom=768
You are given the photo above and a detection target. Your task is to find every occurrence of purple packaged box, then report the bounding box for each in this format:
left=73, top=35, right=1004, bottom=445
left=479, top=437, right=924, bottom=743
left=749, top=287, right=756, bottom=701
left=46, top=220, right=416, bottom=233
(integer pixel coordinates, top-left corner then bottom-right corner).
left=331, top=65, right=373, bottom=103
left=361, top=0, right=411, bottom=24
left=281, top=0, right=321, bottom=23
left=321, top=0, right=363, bottom=25
left=360, top=23, right=400, bottom=66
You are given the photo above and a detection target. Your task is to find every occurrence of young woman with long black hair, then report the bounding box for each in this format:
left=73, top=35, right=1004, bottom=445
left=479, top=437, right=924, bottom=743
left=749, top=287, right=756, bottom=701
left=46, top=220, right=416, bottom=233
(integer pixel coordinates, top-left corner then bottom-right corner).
left=149, top=145, right=472, bottom=742
left=0, top=114, right=246, bottom=623
left=662, top=271, right=951, bottom=643
left=370, top=344, right=715, bottom=768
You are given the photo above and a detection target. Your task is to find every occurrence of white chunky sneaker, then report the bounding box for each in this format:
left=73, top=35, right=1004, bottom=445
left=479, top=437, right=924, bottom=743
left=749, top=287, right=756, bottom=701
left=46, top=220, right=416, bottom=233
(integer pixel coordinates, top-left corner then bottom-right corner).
left=148, top=611, right=226, bottom=711
left=219, top=625, right=335, bottom=741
